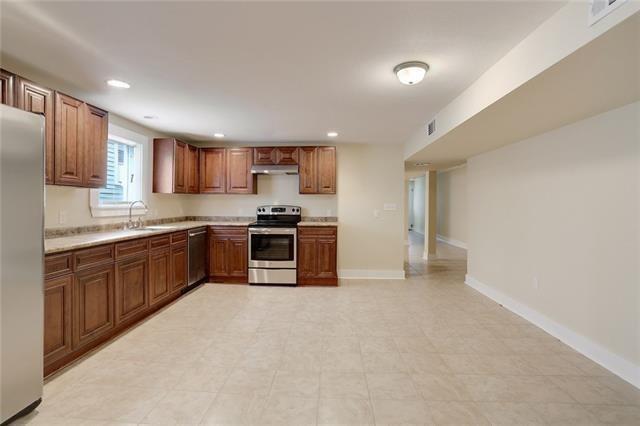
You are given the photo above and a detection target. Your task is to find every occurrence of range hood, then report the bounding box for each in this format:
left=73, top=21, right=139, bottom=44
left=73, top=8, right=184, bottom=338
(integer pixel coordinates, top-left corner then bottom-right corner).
left=250, top=164, right=299, bottom=175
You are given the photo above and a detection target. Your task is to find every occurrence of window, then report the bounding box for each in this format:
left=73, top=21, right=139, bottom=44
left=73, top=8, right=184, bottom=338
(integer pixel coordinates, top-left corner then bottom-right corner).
left=90, top=124, right=146, bottom=217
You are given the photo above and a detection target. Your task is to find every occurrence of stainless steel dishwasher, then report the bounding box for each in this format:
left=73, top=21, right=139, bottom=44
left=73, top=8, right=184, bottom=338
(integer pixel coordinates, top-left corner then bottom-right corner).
left=188, top=227, right=207, bottom=287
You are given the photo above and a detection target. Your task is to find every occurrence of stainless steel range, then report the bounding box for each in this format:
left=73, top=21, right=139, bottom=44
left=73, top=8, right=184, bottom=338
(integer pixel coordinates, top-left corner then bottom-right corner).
left=248, top=205, right=301, bottom=285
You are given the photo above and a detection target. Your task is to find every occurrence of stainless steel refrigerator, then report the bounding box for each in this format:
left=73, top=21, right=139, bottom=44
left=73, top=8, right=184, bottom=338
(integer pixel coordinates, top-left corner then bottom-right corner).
left=0, top=104, right=44, bottom=424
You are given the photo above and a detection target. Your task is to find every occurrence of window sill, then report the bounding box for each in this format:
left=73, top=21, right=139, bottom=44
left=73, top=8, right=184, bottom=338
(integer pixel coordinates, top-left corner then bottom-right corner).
left=90, top=205, right=147, bottom=218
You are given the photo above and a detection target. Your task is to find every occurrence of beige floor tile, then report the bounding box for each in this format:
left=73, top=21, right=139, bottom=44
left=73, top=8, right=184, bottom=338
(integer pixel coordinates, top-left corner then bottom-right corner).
left=318, top=398, right=375, bottom=425
left=549, top=375, right=634, bottom=405
left=140, top=390, right=216, bottom=425
left=401, top=352, right=451, bottom=374
left=362, top=351, right=407, bottom=373
left=371, top=398, right=433, bottom=425
left=322, top=351, right=364, bottom=372
left=270, top=370, right=320, bottom=398
left=458, top=375, right=574, bottom=403
left=531, top=403, right=601, bottom=425
left=220, top=368, right=275, bottom=396
left=199, top=392, right=267, bottom=425
left=441, top=354, right=538, bottom=375
left=258, top=395, right=318, bottom=425
left=584, top=404, right=640, bottom=424
left=394, top=336, right=437, bottom=354
left=366, top=373, right=420, bottom=400
left=323, top=336, right=361, bottom=353
left=427, top=401, right=490, bottom=425
left=411, top=373, right=472, bottom=401
left=279, top=351, right=323, bottom=372
left=173, top=361, right=230, bottom=393
left=359, top=336, right=398, bottom=353
left=320, top=372, right=369, bottom=399
left=476, top=402, right=546, bottom=425
left=520, top=353, right=586, bottom=376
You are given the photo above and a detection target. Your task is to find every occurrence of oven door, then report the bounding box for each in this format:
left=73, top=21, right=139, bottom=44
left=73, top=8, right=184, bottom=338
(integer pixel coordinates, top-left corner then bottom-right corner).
left=248, top=227, right=297, bottom=269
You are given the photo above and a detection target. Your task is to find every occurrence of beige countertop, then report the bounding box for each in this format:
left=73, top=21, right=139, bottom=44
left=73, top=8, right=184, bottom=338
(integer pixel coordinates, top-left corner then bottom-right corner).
left=298, top=221, right=339, bottom=227
left=44, top=221, right=252, bottom=254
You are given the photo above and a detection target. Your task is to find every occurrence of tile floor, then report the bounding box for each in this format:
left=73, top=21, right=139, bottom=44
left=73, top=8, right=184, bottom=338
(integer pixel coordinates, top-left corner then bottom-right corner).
left=16, top=234, right=640, bottom=425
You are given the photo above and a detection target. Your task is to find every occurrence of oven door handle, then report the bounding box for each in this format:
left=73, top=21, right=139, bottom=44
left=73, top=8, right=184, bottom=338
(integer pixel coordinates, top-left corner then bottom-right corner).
left=249, top=228, right=297, bottom=235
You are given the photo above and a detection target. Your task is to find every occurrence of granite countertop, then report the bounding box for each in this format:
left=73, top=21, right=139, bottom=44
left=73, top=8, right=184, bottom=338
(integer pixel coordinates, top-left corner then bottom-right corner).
left=297, top=221, right=339, bottom=227
left=44, top=221, right=252, bottom=254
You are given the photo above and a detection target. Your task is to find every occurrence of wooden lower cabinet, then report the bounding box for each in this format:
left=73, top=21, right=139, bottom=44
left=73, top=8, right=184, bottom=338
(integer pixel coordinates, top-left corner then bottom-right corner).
left=115, top=255, right=149, bottom=325
left=297, top=226, right=338, bottom=285
left=73, top=263, right=115, bottom=350
left=149, top=247, right=171, bottom=305
left=208, top=226, right=248, bottom=283
left=44, top=274, right=73, bottom=365
left=171, top=242, right=188, bottom=292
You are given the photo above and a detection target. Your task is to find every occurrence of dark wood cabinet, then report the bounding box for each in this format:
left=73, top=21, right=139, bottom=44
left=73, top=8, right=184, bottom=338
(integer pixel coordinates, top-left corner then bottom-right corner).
left=149, top=247, right=171, bottom=305
left=0, top=69, right=15, bottom=106
left=73, top=263, right=115, bottom=349
left=171, top=242, right=188, bottom=292
left=254, top=147, right=277, bottom=165
left=83, top=104, right=108, bottom=188
left=208, top=226, right=248, bottom=283
left=276, top=147, right=299, bottom=165
left=115, top=255, right=148, bottom=325
left=299, top=146, right=336, bottom=194
left=226, top=148, right=256, bottom=194
left=174, top=140, right=187, bottom=193
left=44, top=274, right=73, bottom=365
left=297, top=226, right=338, bottom=286
left=16, top=77, right=55, bottom=184
left=187, top=144, right=199, bottom=193
left=200, top=148, right=226, bottom=193
left=54, top=93, right=85, bottom=186
left=253, top=147, right=298, bottom=165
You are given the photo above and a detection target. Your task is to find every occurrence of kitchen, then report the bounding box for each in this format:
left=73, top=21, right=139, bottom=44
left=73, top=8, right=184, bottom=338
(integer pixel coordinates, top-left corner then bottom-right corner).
left=2, top=1, right=639, bottom=425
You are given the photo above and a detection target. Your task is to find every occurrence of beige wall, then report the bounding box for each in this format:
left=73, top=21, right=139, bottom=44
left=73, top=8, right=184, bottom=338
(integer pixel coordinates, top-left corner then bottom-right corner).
left=467, top=102, right=640, bottom=374
left=436, top=165, right=467, bottom=246
left=335, top=143, right=405, bottom=278
left=45, top=114, right=188, bottom=229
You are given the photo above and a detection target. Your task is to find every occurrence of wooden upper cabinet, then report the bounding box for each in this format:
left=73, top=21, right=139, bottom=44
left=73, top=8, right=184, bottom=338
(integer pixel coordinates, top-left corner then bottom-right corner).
left=54, top=93, right=85, bottom=186
left=226, top=148, right=256, bottom=194
left=253, top=147, right=276, bottom=165
left=153, top=138, right=195, bottom=194
left=0, top=69, right=15, bottom=106
left=187, top=145, right=199, bottom=193
left=275, top=147, right=298, bottom=165
left=200, top=148, right=226, bottom=193
left=298, top=147, right=317, bottom=194
left=317, top=146, right=336, bottom=194
left=83, top=104, right=108, bottom=188
left=16, top=77, right=55, bottom=184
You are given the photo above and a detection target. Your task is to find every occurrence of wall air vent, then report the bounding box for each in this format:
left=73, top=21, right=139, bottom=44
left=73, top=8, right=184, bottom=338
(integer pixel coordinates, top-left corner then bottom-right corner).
left=427, top=119, right=436, bottom=136
left=589, top=0, right=628, bottom=26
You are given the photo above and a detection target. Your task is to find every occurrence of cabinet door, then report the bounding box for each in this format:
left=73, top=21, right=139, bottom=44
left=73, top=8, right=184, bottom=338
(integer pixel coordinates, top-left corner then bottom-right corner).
left=253, top=147, right=276, bottom=165
left=200, top=148, right=226, bottom=193
left=54, top=93, right=85, bottom=186
left=297, top=237, right=317, bottom=279
left=44, top=274, right=73, bottom=365
left=171, top=243, right=187, bottom=292
left=275, top=147, right=298, bottom=165
left=317, top=146, right=336, bottom=194
left=226, top=148, right=255, bottom=194
left=227, top=237, right=247, bottom=279
left=149, top=248, right=171, bottom=306
left=187, top=145, right=199, bottom=193
left=16, top=77, right=55, bottom=184
left=209, top=236, right=228, bottom=279
left=173, top=140, right=187, bottom=193
left=298, top=147, right=317, bottom=193
left=83, top=104, right=108, bottom=188
left=0, top=69, right=15, bottom=106
left=316, top=237, right=338, bottom=279
left=115, top=256, right=148, bottom=325
left=73, top=263, right=115, bottom=349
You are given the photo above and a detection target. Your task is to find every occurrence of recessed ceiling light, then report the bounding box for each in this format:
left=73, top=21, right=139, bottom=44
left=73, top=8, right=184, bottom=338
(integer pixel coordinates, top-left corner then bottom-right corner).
left=415, top=162, right=431, bottom=167
left=394, top=61, right=429, bottom=85
left=106, top=79, right=131, bottom=89
left=214, top=133, right=225, bottom=138
left=143, top=115, right=157, bottom=119
left=327, top=131, right=338, bottom=138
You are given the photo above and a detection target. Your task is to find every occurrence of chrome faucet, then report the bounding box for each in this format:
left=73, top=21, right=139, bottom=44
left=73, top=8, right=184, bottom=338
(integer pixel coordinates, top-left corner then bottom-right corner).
left=126, top=200, right=148, bottom=229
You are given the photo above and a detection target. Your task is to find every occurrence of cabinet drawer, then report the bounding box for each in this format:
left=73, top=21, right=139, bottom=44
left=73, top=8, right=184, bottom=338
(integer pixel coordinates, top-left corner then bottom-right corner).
left=209, top=226, right=248, bottom=237
left=171, top=231, right=187, bottom=244
left=74, top=244, right=114, bottom=271
left=115, top=238, right=149, bottom=259
left=45, top=252, right=73, bottom=277
left=149, top=235, right=170, bottom=250
left=298, top=226, right=337, bottom=238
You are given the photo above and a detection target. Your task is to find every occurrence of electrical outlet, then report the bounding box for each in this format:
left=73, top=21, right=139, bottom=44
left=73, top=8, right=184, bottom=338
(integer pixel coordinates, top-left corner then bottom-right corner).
left=532, top=276, right=539, bottom=290
left=58, top=210, right=67, bottom=225
left=373, top=209, right=380, bottom=218
left=383, top=203, right=397, bottom=211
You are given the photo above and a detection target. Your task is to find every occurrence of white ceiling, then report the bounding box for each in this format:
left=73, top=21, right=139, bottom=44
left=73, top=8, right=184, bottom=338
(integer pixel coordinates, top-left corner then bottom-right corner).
left=0, top=1, right=563, bottom=144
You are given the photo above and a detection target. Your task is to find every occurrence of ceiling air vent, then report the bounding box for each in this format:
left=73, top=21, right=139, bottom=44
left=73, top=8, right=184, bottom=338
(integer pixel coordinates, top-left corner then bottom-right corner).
left=589, top=0, right=628, bottom=26
left=427, top=119, right=436, bottom=136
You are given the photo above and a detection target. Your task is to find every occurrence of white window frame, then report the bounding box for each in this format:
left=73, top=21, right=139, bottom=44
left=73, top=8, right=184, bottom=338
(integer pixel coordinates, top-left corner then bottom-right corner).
left=90, top=123, right=148, bottom=218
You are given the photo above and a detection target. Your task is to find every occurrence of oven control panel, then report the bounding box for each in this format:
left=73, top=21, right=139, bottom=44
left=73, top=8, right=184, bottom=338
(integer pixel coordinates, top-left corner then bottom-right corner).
left=256, top=205, right=301, bottom=215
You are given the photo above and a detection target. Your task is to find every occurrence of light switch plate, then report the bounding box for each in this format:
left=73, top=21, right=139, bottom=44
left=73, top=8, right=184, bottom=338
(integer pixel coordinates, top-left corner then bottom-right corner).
left=383, top=203, right=397, bottom=211
left=58, top=210, right=67, bottom=224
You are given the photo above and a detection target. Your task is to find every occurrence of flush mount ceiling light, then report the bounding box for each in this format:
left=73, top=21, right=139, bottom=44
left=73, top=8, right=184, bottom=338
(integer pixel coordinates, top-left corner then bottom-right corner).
left=143, top=115, right=157, bottom=120
left=394, top=61, right=429, bottom=85
left=106, top=79, right=130, bottom=89
left=415, top=162, right=431, bottom=167
left=213, top=133, right=225, bottom=138
left=327, top=131, right=338, bottom=138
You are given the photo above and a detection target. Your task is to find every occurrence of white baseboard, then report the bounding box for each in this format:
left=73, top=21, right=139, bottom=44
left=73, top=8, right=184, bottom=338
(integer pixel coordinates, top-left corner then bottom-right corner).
left=465, top=274, right=640, bottom=389
left=436, top=234, right=468, bottom=250
left=338, top=269, right=405, bottom=280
